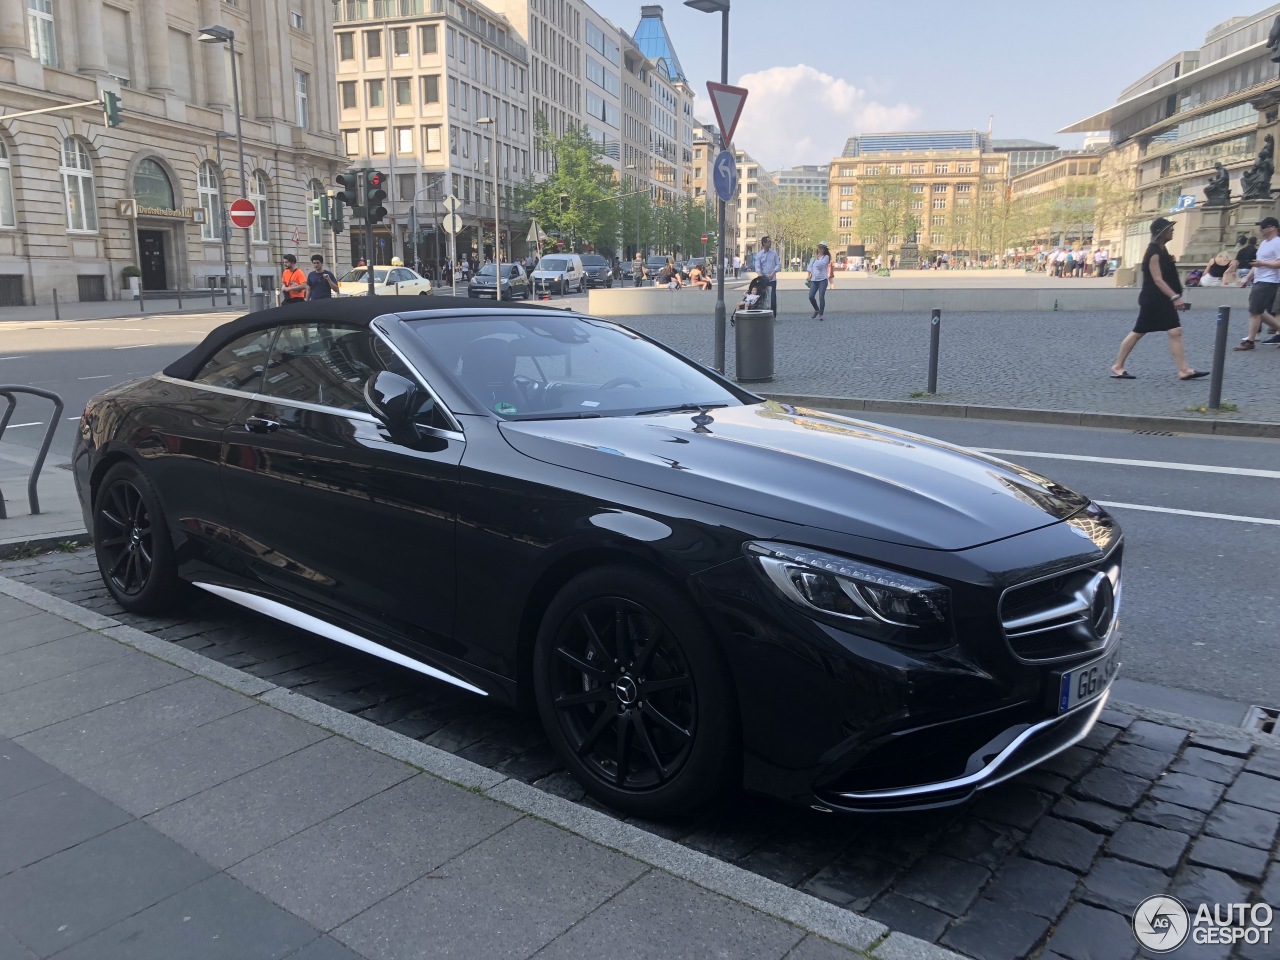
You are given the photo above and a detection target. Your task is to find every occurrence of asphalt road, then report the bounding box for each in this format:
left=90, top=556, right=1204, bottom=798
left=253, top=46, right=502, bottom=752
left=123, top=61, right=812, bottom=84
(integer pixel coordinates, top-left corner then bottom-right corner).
left=1, top=313, right=1276, bottom=709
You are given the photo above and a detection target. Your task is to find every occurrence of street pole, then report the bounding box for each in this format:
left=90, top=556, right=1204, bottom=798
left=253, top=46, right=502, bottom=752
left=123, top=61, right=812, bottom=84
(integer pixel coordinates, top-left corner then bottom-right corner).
left=228, top=34, right=252, bottom=306
left=714, top=7, right=729, bottom=374
left=215, top=134, right=233, bottom=307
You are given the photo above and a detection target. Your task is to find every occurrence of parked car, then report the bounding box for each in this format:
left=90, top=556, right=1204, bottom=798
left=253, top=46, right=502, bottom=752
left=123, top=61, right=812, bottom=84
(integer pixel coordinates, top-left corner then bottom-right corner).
left=580, top=254, right=614, bottom=289
left=337, top=265, right=433, bottom=297
left=685, top=257, right=709, bottom=278
left=468, top=263, right=530, bottom=300
left=530, top=254, right=584, bottom=295
left=74, top=298, right=1122, bottom=818
left=645, top=255, right=671, bottom=281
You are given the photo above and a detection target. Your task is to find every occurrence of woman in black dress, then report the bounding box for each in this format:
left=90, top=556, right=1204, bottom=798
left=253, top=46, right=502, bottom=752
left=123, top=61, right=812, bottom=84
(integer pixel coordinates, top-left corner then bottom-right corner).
left=1109, top=217, right=1209, bottom=380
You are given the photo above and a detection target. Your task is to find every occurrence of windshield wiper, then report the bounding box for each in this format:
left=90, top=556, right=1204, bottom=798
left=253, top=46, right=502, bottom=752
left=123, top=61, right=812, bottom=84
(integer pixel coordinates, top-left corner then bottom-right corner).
left=633, top=403, right=729, bottom=417
left=516, top=412, right=604, bottom=420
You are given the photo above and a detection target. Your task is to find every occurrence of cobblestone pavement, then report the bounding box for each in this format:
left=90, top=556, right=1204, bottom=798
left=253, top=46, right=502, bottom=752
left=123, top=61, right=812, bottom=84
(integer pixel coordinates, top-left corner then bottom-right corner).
left=5, top=549, right=1277, bottom=960
left=612, top=309, right=1280, bottom=423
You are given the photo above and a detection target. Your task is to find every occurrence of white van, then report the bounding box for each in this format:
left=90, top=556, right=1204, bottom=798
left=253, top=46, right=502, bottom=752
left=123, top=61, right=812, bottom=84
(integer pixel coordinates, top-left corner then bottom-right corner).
left=531, top=254, right=584, bottom=295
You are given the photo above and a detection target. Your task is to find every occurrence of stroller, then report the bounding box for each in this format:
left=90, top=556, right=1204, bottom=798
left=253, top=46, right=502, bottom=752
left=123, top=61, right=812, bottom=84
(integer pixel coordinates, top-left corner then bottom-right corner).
left=731, top=274, right=771, bottom=324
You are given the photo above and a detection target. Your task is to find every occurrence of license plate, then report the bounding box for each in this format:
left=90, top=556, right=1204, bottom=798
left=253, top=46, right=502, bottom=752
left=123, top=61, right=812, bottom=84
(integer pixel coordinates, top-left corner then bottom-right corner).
left=1058, top=647, right=1120, bottom=714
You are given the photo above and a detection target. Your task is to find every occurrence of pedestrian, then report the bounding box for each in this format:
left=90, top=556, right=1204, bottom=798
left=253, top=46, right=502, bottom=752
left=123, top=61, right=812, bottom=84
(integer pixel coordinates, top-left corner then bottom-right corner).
left=732, top=254, right=742, bottom=279
left=633, top=252, right=645, bottom=286
left=280, top=254, right=308, bottom=305
left=1109, top=217, right=1209, bottom=380
left=306, top=255, right=339, bottom=299
left=806, top=242, right=833, bottom=320
left=1229, top=234, right=1257, bottom=285
left=755, top=236, right=781, bottom=318
left=1200, top=250, right=1232, bottom=287
left=1235, top=217, right=1280, bottom=349
left=1093, top=247, right=1108, bottom=278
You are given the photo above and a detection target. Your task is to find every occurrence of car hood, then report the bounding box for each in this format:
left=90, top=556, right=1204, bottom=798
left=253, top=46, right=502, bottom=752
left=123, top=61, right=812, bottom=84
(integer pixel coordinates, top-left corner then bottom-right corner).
left=531, top=269, right=567, bottom=278
left=499, top=401, right=1088, bottom=551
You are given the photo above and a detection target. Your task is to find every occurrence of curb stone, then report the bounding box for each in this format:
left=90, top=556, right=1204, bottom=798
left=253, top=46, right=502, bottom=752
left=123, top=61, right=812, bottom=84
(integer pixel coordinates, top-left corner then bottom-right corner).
left=0, top=573, right=954, bottom=960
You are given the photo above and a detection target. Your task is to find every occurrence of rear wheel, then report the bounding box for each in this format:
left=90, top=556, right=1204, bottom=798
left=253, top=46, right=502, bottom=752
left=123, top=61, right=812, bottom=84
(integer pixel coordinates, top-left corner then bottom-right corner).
left=534, top=567, right=737, bottom=816
left=92, top=461, right=185, bottom=613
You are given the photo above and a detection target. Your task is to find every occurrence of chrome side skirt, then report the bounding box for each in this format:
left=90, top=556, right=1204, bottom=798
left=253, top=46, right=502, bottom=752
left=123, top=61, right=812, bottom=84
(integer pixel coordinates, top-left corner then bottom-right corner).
left=833, top=691, right=1109, bottom=803
left=192, top=582, right=488, bottom=697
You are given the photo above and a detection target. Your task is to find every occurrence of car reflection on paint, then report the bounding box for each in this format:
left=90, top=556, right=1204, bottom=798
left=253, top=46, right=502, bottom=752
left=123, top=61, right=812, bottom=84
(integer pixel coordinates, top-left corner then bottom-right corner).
left=72, top=297, right=1123, bottom=817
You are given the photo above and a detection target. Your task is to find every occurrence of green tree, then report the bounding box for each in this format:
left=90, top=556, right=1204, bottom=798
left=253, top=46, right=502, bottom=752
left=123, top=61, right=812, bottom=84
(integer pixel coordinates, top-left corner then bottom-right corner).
left=513, top=115, right=621, bottom=255
left=759, top=190, right=830, bottom=263
left=853, top=172, right=912, bottom=259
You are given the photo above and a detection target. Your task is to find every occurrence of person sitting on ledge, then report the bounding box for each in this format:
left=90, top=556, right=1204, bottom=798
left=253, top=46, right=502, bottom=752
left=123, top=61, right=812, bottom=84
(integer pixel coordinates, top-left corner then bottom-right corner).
left=688, top=263, right=712, bottom=290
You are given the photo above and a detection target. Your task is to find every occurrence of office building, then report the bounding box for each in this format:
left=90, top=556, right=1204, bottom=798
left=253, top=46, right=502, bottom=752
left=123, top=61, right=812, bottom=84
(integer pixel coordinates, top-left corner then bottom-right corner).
left=735, top=149, right=774, bottom=261
left=0, top=0, right=347, bottom=305
left=771, top=164, right=830, bottom=204
left=691, top=120, right=736, bottom=265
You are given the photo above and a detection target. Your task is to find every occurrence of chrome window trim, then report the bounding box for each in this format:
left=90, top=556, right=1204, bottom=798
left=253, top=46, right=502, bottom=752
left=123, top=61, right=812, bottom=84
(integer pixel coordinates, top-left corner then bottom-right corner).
left=997, top=540, right=1122, bottom=666
left=369, top=316, right=464, bottom=436
left=834, top=691, right=1109, bottom=803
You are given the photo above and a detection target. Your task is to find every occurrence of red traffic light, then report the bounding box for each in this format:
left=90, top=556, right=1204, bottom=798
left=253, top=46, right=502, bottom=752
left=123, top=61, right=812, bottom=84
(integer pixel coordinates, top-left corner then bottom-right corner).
left=369, top=172, right=383, bottom=187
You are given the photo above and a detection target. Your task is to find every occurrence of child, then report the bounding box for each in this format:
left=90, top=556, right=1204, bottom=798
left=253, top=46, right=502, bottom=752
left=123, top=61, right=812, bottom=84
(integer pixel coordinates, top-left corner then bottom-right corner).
left=731, top=274, right=771, bottom=323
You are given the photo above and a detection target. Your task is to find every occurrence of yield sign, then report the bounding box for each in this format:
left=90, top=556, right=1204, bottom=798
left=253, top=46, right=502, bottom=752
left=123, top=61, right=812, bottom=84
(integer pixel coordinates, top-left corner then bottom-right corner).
left=706, top=81, right=748, bottom=147
left=229, top=198, right=256, bottom=230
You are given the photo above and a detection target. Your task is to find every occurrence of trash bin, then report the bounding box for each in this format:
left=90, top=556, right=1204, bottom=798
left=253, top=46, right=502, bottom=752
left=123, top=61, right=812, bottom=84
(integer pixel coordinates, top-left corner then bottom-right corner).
left=734, top=308, right=774, bottom=383
left=250, top=291, right=268, bottom=312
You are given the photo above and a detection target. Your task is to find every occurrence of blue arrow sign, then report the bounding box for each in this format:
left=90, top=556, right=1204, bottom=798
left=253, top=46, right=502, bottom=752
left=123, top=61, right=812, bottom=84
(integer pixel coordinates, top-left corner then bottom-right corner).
left=712, top=149, right=738, bottom=203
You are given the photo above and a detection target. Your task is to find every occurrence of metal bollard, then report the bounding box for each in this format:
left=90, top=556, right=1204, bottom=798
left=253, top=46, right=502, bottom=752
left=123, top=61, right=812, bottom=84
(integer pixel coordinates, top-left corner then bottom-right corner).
left=52, top=288, right=60, bottom=321
left=211, top=287, right=217, bottom=307
left=927, top=308, right=941, bottom=394
left=176, top=286, right=183, bottom=309
left=1209, top=306, right=1230, bottom=409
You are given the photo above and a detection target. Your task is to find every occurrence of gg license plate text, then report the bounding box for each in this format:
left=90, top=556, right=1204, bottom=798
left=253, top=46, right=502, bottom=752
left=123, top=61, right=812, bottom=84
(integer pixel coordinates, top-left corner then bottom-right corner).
left=1059, top=649, right=1119, bottom=714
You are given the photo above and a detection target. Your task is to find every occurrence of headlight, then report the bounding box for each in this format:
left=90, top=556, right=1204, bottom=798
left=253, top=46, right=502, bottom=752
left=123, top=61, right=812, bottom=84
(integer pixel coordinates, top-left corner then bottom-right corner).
left=745, top=542, right=953, bottom=650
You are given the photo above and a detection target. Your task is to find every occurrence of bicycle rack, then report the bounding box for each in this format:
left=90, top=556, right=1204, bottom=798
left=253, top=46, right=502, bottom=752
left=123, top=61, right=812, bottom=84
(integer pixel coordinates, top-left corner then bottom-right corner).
left=0, top=385, right=65, bottom=518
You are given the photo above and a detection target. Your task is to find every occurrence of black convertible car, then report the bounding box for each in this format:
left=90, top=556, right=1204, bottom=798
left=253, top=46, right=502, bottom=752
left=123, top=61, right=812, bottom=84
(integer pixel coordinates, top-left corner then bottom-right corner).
left=73, top=298, right=1122, bottom=816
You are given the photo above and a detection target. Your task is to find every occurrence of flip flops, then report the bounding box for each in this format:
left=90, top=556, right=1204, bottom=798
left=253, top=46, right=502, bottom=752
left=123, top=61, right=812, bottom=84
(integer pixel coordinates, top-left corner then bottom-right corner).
left=1109, top=372, right=1136, bottom=379
left=1179, top=371, right=1211, bottom=380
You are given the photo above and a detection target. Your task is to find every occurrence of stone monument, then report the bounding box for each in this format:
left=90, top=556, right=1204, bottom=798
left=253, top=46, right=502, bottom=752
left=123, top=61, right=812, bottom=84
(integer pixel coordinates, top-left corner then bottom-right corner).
left=1204, top=163, right=1231, bottom=205
left=1241, top=134, right=1275, bottom=200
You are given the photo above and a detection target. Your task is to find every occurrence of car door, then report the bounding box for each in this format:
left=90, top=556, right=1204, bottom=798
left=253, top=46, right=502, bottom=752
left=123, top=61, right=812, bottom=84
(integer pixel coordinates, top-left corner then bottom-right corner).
left=220, top=320, right=464, bottom=653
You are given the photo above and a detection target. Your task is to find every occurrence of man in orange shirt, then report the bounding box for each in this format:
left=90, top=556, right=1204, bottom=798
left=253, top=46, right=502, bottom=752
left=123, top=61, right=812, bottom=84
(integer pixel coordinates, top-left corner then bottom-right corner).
left=280, top=254, right=308, bottom=305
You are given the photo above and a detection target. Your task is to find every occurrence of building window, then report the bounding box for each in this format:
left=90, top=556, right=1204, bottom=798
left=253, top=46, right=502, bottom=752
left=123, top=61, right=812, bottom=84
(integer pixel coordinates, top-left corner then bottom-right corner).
left=956, top=182, right=972, bottom=193
left=250, top=171, right=268, bottom=243
left=840, top=166, right=855, bottom=177
left=339, top=81, right=356, bottom=110
left=337, top=32, right=354, bottom=60
left=449, top=124, right=458, bottom=155
left=887, top=165, right=902, bottom=175
left=27, top=0, right=57, bottom=66
left=60, top=138, right=97, bottom=233
left=838, top=216, right=852, bottom=229
left=290, top=10, right=304, bottom=30
left=931, top=215, right=945, bottom=228
left=370, top=128, right=387, bottom=154
left=910, top=164, right=925, bottom=174
left=394, top=77, right=412, bottom=107
left=367, top=79, right=384, bottom=108
left=910, top=183, right=924, bottom=193
left=419, top=24, right=437, bottom=54
left=425, top=124, right=442, bottom=152
left=957, top=163, right=972, bottom=173
left=198, top=161, right=221, bottom=241
left=932, top=197, right=946, bottom=209
left=308, top=179, right=323, bottom=246
left=397, top=173, right=415, bottom=201
left=422, top=74, right=440, bottom=104
left=396, top=127, right=413, bottom=154
left=934, top=164, right=948, bottom=174
left=342, top=130, right=359, bottom=155
left=0, top=142, right=15, bottom=228
left=839, top=185, right=853, bottom=196
left=983, top=163, right=998, bottom=174
left=133, top=158, right=174, bottom=209
left=933, top=183, right=948, bottom=193
left=294, top=70, right=309, bottom=128
left=392, top=27, right=409, bottom=57
left=910, top=200, right=923, bottom=210
left=365, top=29, right=381, bottom=59
left=865, top=166, right=878, bottom=176
left=838, top=200, right=853, bottom=211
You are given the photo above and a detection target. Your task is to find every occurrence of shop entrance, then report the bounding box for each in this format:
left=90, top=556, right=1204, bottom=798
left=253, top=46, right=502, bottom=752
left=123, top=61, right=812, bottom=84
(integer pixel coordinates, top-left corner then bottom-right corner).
left=138, top=230, right=168, bottom=290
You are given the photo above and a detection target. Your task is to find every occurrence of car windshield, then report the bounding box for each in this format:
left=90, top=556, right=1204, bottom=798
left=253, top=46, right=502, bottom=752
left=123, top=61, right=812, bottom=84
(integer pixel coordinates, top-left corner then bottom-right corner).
left=538, top=258, right=568, bottom=271
left=580, top=256, right=607, bottom=267
left=477, top=265, right=496, bottom=276
left=339, top=267, right=390, bottom=282
left=406, top=314, right=748, bottom=420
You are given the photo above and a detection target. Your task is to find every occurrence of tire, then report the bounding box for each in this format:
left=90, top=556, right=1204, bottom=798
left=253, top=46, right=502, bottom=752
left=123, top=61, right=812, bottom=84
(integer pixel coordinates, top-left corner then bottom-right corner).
left=534, top=566, right=737, bottom=816
left=92, top=461, right=186, bottom=613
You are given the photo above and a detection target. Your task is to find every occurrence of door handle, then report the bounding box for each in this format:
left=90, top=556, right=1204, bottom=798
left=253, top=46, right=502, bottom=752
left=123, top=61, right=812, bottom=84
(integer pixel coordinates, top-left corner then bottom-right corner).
left=243, top=416, right=280, bottom=434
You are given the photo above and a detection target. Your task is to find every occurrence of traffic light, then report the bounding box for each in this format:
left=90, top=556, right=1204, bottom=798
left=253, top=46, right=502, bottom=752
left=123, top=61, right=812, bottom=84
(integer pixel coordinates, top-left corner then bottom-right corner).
left=330, top=196, right=344, bottom=234
left=308, top=197, right=322, bottom=221
left=102, top=92, right=123, bottom=128
left=365, top=170, right=388, bottom=224
left=335, top=170, right=362, bottom=213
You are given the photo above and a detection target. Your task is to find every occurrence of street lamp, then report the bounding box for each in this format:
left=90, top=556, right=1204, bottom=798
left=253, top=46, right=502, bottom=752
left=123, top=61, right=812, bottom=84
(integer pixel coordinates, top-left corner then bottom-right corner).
left=198, top=24, right=252, bottom=305
left=214, top=132, right=233, bottom=306
left=476, top=117, right=501, bottom=299
left=684, top=0, right=731, bottom=373
left=625, top=163, right=638, bottom=265
left=412, top=173, right=447, bottom=282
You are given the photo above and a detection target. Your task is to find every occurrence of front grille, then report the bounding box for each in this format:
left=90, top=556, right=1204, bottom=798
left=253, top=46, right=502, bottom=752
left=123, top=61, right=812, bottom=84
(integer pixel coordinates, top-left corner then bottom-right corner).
left=1000, top=551, right=1121, bottom=662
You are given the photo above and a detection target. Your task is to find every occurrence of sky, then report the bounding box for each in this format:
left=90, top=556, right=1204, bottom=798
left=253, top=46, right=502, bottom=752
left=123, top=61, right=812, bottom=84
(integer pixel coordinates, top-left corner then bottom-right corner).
left=587, top=0, right=1264, bottom=171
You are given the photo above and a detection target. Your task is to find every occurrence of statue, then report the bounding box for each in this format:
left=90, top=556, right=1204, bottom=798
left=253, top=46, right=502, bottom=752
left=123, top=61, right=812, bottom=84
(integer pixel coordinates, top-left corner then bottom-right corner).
left=1269, top=14, right=1280, bottom=64
left=1204, top=162, right=1230, bottom=206
left=1241, top=135, right=1275, bottom=200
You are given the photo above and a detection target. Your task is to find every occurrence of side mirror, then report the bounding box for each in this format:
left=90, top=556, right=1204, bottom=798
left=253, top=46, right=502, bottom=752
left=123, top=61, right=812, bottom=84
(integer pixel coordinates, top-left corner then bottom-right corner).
left=364, top=370, right=429, bottom=445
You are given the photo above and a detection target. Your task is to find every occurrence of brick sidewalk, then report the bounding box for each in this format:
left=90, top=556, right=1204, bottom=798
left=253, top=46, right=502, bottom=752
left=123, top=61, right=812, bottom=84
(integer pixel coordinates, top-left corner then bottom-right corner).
left=4, top=548, right=1276, bottom=960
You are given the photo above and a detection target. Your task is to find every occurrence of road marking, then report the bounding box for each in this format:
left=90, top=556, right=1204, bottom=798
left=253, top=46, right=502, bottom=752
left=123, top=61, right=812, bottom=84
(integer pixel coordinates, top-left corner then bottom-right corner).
left=77, top=375, right=114, bottom=380
left=112, top=343, right=156, bottom=350
left=66, top=416, right=82, bottom=420
left=0, top=356, right=27, bottom=361
left=1096, top=500, right=1280, bottom=527
left=3, top=422, right=42, bottom=428
left=976, top=449, right=1280, bottom=481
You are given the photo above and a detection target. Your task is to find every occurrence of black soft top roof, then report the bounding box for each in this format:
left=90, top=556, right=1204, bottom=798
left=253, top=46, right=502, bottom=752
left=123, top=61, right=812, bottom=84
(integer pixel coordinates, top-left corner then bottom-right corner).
left=162, top=296, right=566, bottom=382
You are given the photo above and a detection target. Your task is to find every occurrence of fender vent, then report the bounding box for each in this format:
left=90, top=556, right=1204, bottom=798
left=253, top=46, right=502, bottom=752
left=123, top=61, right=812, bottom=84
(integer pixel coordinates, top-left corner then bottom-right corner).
left=1243, top=705, right=1279, bottom=736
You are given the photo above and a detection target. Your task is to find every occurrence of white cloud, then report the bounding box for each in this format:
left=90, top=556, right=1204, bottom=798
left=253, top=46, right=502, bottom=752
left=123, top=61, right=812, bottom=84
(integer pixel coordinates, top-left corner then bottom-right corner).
left=697, top=65, right=920, bottom=171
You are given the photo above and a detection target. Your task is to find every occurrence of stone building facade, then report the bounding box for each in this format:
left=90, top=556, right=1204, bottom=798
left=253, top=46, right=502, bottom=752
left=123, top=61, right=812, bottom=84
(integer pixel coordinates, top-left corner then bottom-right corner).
left=0, top=0, right=347, bottom=306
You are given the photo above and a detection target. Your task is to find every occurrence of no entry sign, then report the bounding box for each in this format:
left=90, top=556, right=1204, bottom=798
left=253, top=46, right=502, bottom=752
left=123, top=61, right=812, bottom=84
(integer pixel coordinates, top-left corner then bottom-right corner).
left=229, top=198, right=256, bottom=230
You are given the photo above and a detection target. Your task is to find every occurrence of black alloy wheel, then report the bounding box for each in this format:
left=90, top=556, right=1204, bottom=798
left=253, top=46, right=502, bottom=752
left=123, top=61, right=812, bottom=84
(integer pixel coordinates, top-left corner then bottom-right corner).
left=534, top=567, right=736, bottom=816
left=92, top=462, right=184, bottom=612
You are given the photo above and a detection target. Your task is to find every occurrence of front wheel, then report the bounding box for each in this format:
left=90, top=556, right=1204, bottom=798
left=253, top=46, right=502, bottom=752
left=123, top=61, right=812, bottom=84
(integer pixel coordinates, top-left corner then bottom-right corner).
left=92, top=461, right=185, bottom=613
left=534, top=567, right=737, bottom=816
